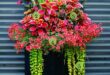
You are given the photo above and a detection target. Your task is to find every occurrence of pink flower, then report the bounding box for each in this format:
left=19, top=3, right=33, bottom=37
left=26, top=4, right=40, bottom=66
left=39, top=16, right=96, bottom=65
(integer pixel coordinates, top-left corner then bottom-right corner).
left=44, top=15, right=50, bottom=21
left=75, top=3, right=83, bottom=8
left=29, top=26, right=37, bottom=32
left=17, top=0, right=22, bottom=5
left=38, top=9, right=45, bottom=15
left=36, top=38, right=41, bottom=43
left=14, top=41, right=27, bottom=53
left=56, top=45, right=60, bottom=52
left=58, top=40, right=65, bottom=46
left=20, top=15, right=32, bottom=24
left=71, top=0, right=79, bottom=2
left=66, top=5, right=73, bottom=12
left=47, top=9, right=52, bottom=15
left=29, top=20, right=36, bottom=25
left=33, top=6, right=38, bottom=11
left=26, top=45, right=32, bottom=52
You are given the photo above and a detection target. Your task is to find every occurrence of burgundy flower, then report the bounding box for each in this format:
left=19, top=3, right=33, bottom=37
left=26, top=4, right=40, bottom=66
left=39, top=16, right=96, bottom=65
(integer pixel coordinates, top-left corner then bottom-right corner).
left=31, top=31, right=37, bottom=36
left=41, top=3, right=47, bottom=8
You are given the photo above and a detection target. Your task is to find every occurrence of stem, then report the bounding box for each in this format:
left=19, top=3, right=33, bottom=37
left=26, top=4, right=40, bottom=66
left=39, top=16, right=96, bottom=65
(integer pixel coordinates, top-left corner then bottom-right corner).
left=71, top=49, right=76, bottom=75
left=49, top=0, right=54, bottom=2
left=75, top=48, right=85, bottom=75
left=30, top=49, right=38, bottom=75
left=37, top=50, right=44, bottom=75
left=38, top=0, right=45, bottom=3
left=66, top=49, right=72, bottom=75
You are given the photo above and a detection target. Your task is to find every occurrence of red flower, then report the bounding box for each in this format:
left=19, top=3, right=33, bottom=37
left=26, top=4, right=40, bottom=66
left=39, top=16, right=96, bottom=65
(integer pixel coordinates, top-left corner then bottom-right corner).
left=52, top=5, right=59, bottom=10
left=38, top=29, right=45, bottom=35
left=41, top=22, right=48, bottom=28
left=41, top=3, right=47, bottom=8
left=71, top=0, right=79, bottom=3
left=31, top=31, right=37, bottom=36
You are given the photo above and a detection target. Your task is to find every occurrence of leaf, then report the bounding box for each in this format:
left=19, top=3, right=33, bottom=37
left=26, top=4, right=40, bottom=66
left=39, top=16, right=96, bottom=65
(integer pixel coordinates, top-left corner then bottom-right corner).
left=61, top=4, right=66, bottom=9
left=32, top=12, right=40, bottom=19
left=49, top=0, right=54, bottom=2
left=22, top=36, right=29, bottom=42
left=70, top=12, right=77, bottom=20
left=75, top=62, right=85, bottom=72
left=38, top=0, right=45, bottom=3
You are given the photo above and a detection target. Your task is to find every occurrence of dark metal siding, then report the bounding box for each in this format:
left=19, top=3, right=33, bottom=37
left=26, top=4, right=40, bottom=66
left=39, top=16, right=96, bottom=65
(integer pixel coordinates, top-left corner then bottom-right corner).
left=85, top=0, right=110, bottom=75
left=0, top=0, right=24, bottom=75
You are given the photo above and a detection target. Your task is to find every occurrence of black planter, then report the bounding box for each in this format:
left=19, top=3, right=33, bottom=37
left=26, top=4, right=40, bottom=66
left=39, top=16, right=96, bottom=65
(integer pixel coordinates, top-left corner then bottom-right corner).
left=25, top=51, right=68, bottom=75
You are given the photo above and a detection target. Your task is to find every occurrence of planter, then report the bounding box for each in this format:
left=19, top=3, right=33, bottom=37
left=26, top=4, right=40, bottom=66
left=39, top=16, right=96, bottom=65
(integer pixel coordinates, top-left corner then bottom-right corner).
left=25, top=50, right=31, bottom=75
left=25, top=51, right=68, bottom=75
left=8, top=0, right=101, bottom=75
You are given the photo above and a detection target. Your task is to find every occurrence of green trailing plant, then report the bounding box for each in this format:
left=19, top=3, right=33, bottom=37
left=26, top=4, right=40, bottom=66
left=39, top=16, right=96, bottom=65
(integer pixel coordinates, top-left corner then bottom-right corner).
left=75, top=48, right=85, bottom=75
left=65, top=47, right=85, bottom=75
left=30, top=49, right=43, bottom=75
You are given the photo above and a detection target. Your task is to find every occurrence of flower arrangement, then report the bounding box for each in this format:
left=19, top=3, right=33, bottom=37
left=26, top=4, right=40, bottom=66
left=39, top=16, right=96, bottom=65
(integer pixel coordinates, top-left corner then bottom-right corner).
left=8, top=0, right=102, bottom=75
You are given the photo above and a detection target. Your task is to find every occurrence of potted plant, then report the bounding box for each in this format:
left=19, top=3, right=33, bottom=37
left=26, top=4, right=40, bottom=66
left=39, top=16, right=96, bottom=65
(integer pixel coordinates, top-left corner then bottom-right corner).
left=8, top=0, right=102, bottom=75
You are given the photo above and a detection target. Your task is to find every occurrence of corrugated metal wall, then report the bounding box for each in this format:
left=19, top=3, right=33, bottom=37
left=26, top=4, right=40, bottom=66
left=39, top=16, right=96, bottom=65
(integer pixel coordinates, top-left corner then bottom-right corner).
left=0, top=0, right=110, bottom=75
left=0, top=0, right=24, bottom=75
left=85, top=0, right=110, bottom=75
